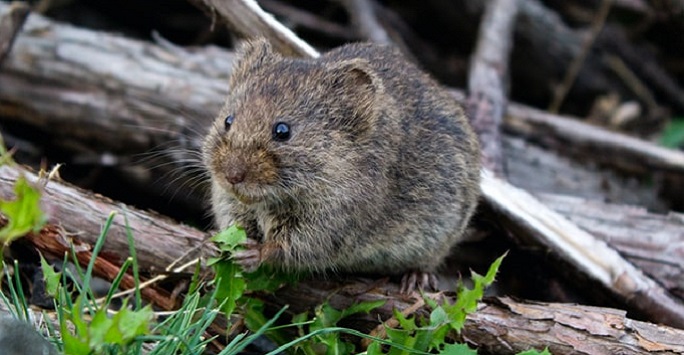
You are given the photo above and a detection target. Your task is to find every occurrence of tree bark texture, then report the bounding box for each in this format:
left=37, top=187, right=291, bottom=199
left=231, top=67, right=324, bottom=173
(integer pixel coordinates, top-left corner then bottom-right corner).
left=266, top=281, right=684, bottom=354
left=466, top=0, right=519, bottom=176
left=0, top=164, right=215, bottom=274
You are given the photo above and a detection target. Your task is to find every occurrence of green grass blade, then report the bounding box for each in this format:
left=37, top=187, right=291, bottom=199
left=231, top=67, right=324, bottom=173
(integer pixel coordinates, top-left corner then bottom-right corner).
left=122, top=210, right=143, bottom=310
left=82, top=211, right=116, bottom=299
left=12, top=259, right=30, bottom=320
left=103, top=257, right=132, bottom=306
left=266, top=326, right=432, bottom=355
left=220, top=306, right=288, bottom=355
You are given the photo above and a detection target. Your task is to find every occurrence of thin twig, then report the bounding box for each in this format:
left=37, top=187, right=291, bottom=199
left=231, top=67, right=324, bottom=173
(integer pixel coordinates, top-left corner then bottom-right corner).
left=185, top=0, right=319, bottom=57
left=603, top=54, right=658, bottom=111
left=598, top=24, right=684, bottom=112
left=259, top=0, right=357, bottom=41
left=549, top=0, right=612, bottom=113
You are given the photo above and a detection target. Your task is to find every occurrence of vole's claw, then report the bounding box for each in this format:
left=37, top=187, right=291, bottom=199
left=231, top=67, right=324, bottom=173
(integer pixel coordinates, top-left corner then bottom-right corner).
left=400, top=271, right=438, bottom=294
left=232, top=239, right=262, bottom=272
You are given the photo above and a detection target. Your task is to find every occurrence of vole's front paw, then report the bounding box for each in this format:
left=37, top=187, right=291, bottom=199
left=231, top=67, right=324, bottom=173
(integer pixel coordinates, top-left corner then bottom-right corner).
left=400, top=271, right=438, bottom=294
left=232, top=238, right=262, bottom=273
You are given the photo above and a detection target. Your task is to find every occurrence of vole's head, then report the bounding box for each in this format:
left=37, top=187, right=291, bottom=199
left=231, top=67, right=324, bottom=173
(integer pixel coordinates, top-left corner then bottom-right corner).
left=203, top=38, right=382, bottom=205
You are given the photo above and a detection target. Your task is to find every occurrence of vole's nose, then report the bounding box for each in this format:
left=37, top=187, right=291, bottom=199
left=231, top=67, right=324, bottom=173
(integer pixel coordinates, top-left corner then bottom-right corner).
left=225, top=166, right=246, bottom=184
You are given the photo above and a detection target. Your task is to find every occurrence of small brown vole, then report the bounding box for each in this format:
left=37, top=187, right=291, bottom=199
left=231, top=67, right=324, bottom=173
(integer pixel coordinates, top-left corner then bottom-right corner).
left=203, top=38, right=480, bottom=292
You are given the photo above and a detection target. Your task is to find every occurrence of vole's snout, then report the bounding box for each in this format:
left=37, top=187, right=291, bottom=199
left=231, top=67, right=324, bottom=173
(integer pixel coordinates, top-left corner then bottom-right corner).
left=225, top=165, right=246, bottom=185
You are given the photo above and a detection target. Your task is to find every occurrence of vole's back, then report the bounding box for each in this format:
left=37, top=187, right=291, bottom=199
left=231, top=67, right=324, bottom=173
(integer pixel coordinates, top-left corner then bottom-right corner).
left=319, top=43, right=481, bottom=272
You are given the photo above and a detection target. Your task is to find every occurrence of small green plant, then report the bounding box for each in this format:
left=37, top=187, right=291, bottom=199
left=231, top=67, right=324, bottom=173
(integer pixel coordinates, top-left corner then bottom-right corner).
left=0, top=134, right=46, bottom=273
left=35, top=214, right=286, bottom=355
left=362, top=253, right=551, bottom=355
left=209, top=224, right=296, bottom=349
left=517, top=349, right=552, bottom=355
left=365, top=254, right=505, bottom=355
left=209, top=224, right=248, bottom=317
left=0, top=176, right=46, bottom=248
left=660, top=118, right=684, bottom=148
left=288, top=300, right=386, bottom=354
left=40, top=212, right=154, bottom=354
left=209, top=224, right=294, bottom=310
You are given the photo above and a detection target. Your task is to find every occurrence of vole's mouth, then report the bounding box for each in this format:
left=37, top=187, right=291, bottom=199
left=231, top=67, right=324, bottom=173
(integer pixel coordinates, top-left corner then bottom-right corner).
left=227, top=184, right=264, bottom=205
left=232, top=190, right=255, bottom=204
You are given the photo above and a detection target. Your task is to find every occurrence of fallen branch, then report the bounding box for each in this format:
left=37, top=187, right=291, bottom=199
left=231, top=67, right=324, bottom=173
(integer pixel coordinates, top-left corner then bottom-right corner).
left=466, top=0, right=519, bottom=175
left=258, top=0, right=356, bottom=41
left=548, top=0, right=612, bottom=113
left=482, top=171, right=684, bottom=327
left=0, top=164, right=215, bottom=274
left=597, top=23, right=684, bottom=112
left=503, top=101, right=684, bottom=174
left=185, top=0, right=319, bottom=58
left=540, top=193, right=684, bottom=300
left=267, top=280, right=684, bottom=354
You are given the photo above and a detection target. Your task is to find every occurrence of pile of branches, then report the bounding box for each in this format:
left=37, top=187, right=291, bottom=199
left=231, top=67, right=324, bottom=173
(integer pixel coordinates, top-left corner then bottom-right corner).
left=1, top=0, right=684, bottom=353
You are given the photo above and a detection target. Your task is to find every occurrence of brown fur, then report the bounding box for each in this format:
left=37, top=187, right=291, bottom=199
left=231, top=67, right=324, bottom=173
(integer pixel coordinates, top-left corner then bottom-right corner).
left=203, top=38, right=481, bottom=276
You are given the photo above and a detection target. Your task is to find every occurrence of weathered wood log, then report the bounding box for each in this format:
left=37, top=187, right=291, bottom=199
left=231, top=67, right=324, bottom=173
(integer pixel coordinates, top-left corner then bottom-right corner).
left=467, top=297, right=684, bottom=354
left=0, top=8, right=228, bottom=154
left=481, top=171, right=684, bottom=328
left=186, top=0, right=318, bottom=58
left=540, top=193, right=684, bottom=300
left=267, top=281, right=684, bottom=354
left=503, top=136, right=665, bottom=210
left=504, top=102, right=684, bottom=175
left=0, top=164, right=215, bottom=274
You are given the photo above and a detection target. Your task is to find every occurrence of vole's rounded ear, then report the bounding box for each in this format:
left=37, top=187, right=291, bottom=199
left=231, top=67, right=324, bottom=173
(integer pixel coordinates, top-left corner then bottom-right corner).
left=231, top=37, right=279, bottom=80
left=327, top=58, right=380, bottom=95
left=326, top=59, right=383, bottom=133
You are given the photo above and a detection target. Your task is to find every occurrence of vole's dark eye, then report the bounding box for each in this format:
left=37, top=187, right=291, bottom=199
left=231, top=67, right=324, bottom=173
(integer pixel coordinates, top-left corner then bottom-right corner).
left=224, top=114, right=234, bottom=131
left=273, top=122, right=291, bottom=141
